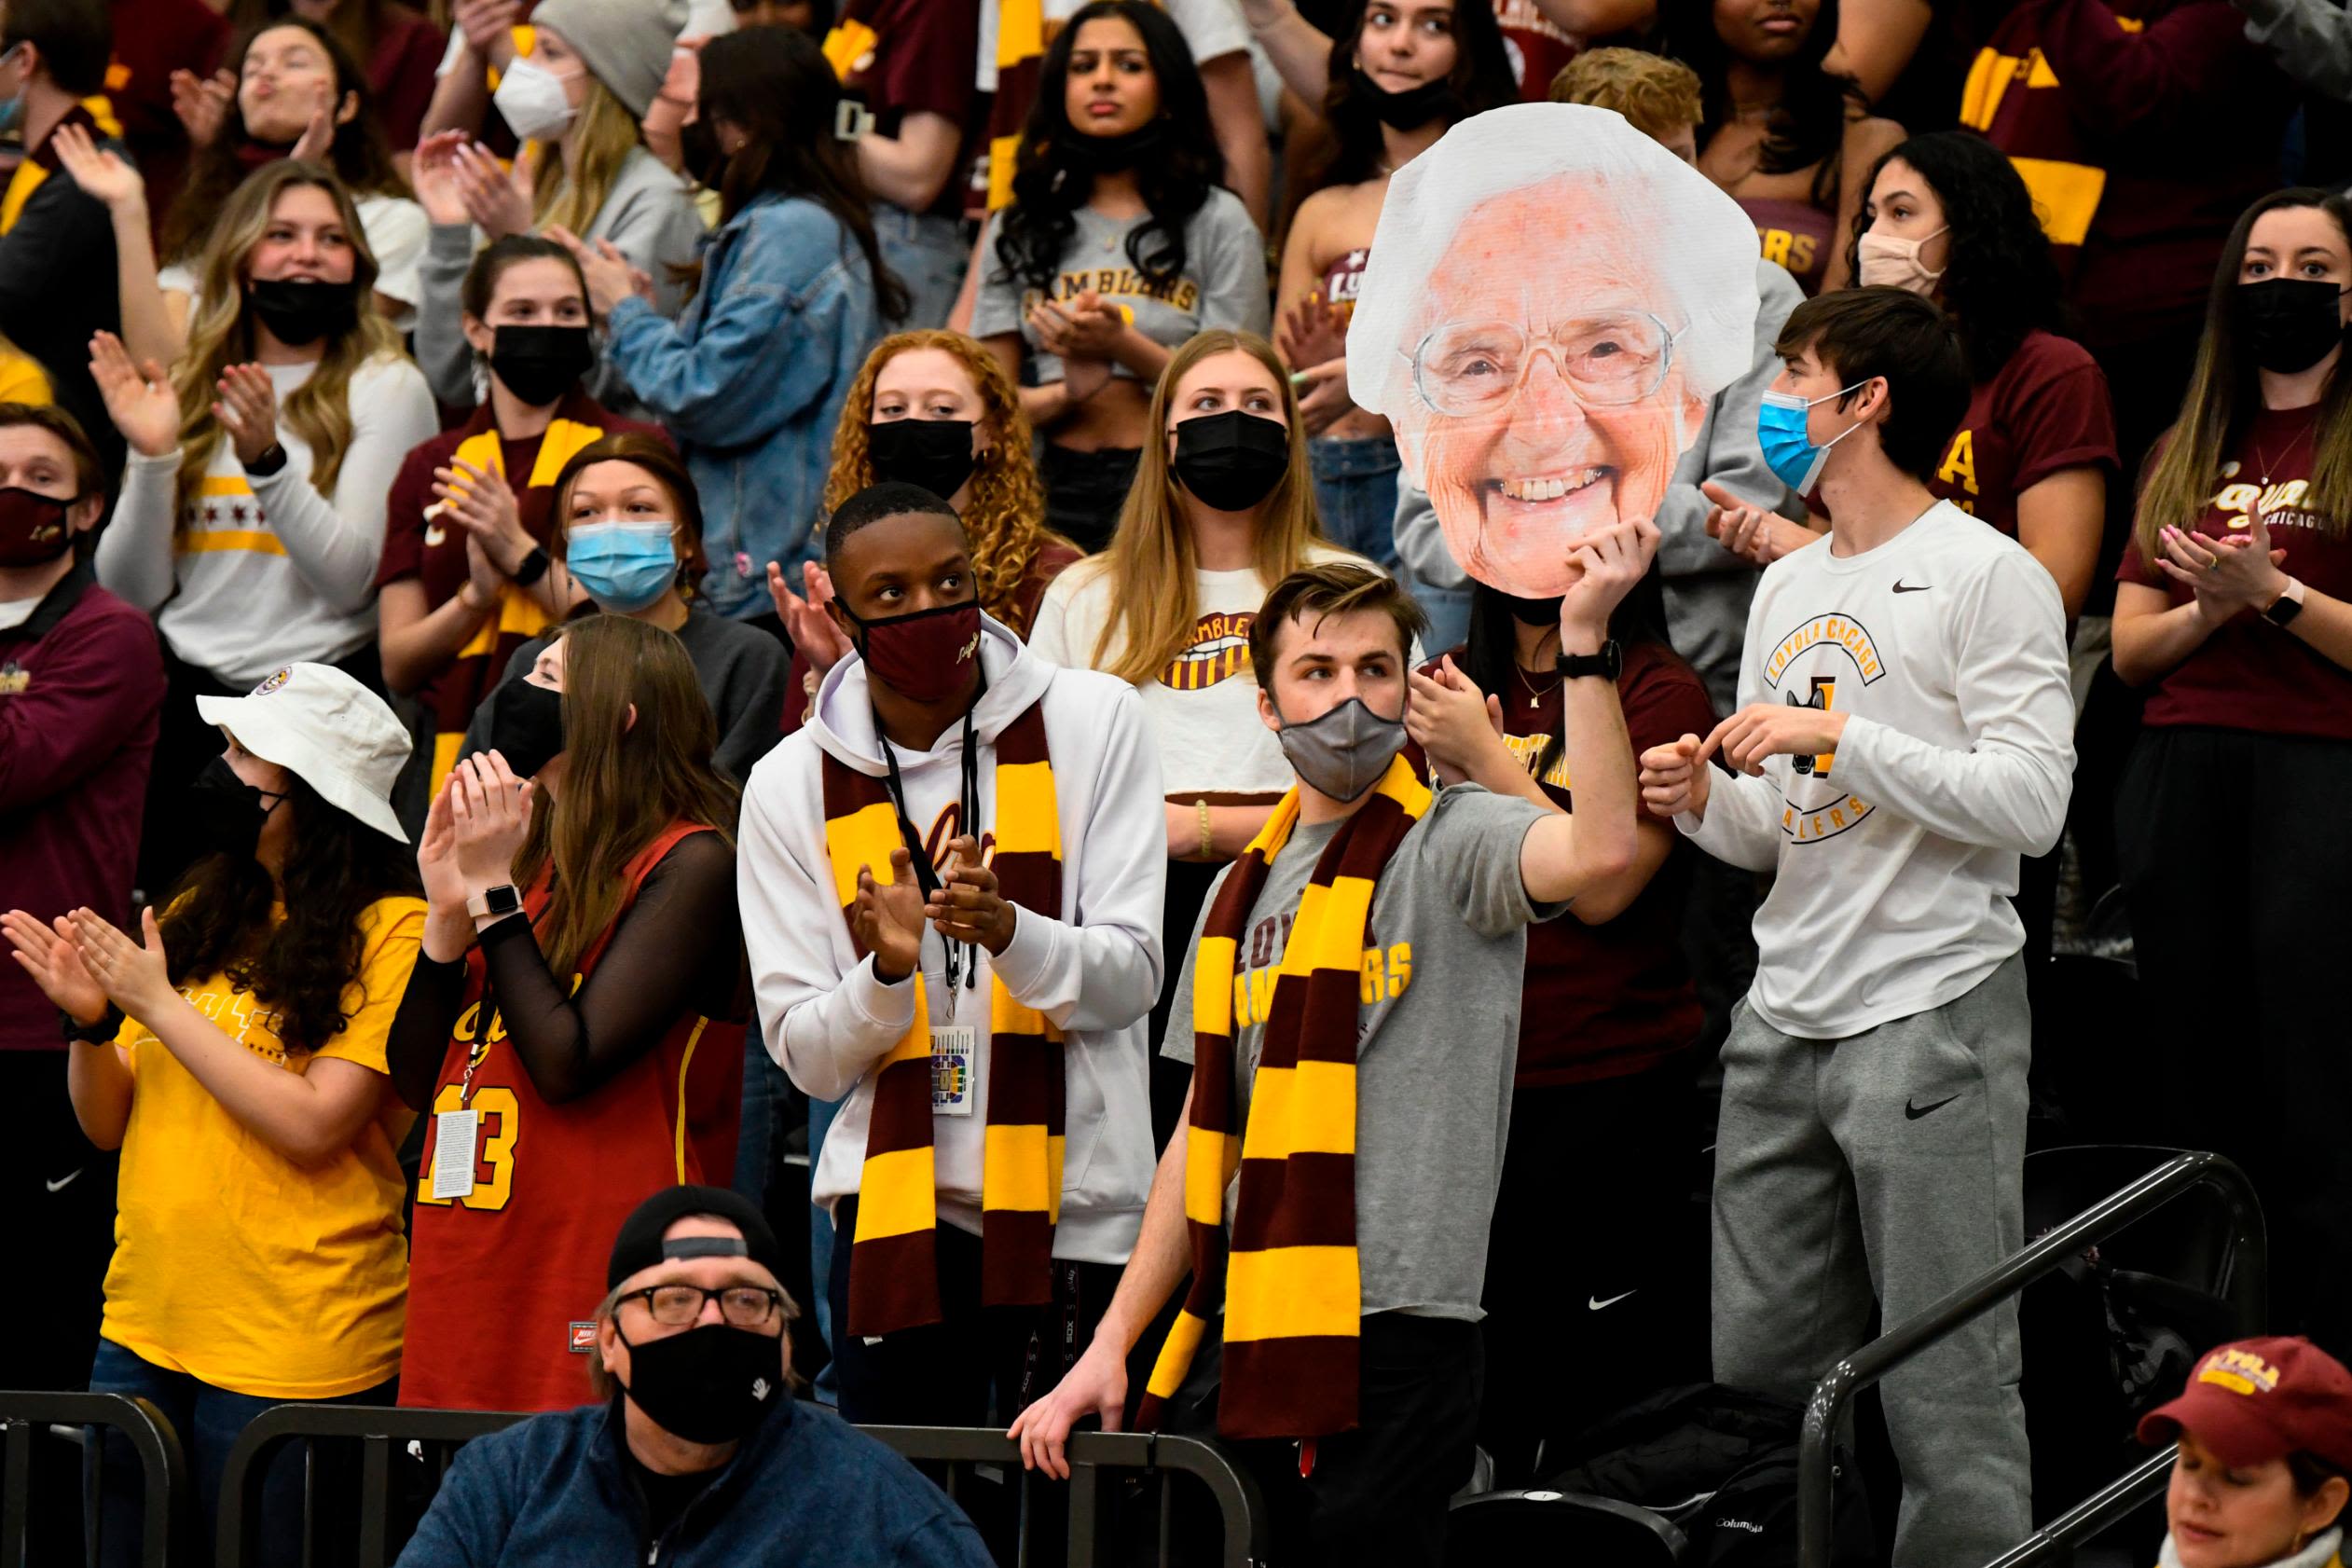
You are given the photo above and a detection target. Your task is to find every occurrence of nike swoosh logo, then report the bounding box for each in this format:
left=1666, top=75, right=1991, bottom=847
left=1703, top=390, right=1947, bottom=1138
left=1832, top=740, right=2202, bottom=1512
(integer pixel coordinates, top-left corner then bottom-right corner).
left=1905, top=1094, right=1959, bottom=1121
left=45, top=1168, right=81, bottom=1192
left=1588, top=1290, right=1637, bottom=1311
left=1891, top=581, right=1931, bottom=594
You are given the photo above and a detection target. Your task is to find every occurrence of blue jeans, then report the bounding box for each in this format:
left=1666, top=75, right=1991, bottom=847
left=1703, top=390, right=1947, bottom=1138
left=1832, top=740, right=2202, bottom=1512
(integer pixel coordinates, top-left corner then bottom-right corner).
left=87, top=1337, right=396, bottom=1568
left=1405, top=571, right=1474, bottom=654
left=1309, top=435, right=1402, bottom=570
left=808, top=1093, right=842, bottom=1403
left=732, top=1042, right=791, bottom=1210
left=873, top=203, right=968, bottom=333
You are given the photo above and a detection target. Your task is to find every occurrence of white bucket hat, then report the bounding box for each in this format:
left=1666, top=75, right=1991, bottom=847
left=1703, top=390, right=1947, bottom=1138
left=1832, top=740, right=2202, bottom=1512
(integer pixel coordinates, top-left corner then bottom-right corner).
left=195, top=664, right=412, bottom=843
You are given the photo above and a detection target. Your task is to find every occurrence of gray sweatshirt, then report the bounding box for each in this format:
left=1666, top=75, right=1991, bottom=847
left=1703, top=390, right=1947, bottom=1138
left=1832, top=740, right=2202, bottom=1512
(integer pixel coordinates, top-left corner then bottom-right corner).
left=2235, top=0, right=2352, bottom=99
left=1393, top=257, right=1806, bottom=714
left=415, top=145, right=708, bottom=413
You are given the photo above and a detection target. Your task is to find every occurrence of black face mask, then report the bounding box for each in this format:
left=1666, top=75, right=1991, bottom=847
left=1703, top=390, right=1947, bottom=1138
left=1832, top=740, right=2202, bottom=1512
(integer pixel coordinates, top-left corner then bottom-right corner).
left=1503, top=592, right=1563, bottom=627
left=1350, top=68, right=1465, bottom=130
left=866, top=420, right=978, bottom=502
left=190, top=756, right=287, bottom=862
left=1172, top=410, right=1290, bottom=513
left=486, top=679, right=567, bottom=779
left=1054, top=118, right=1166, bottom=176
left=490, top=325, right=596, bottom=407
left=618, top=1323, right=784, bottom=1445
left=245, top=277, right=361, bottom=348
left=2235, top=278, right=2350, bottom=375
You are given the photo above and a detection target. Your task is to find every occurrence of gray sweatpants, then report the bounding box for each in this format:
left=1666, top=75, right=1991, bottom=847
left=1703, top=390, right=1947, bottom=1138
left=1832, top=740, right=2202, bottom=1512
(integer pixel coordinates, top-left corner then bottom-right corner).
left=1712, top=955, right=2032, bottom=1568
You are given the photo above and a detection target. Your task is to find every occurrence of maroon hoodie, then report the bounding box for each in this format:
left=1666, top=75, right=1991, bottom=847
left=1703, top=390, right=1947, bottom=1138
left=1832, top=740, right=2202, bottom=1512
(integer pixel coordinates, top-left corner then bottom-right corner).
left=0, top=563, right=164, bottom=1052
left=1960, top=0, right=2293, bottom=349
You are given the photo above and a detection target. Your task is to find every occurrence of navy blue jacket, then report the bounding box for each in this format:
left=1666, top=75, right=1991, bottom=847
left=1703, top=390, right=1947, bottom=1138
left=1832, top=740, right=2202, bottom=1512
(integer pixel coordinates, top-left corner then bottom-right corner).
left=394, top=1395, right=990, bottom=1567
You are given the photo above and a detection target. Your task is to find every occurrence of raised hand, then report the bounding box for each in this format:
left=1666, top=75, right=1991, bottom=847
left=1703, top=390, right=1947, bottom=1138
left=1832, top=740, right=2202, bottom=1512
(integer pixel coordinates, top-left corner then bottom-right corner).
left=89, top=334, right=182, bottom=459
left=1558, top=516, right=1660, bottom=643
left=545, top=227, right=650, bottom=318
left=213, top=363, right=280, bottom=466
left=926, top=834, right=1016, bottom=955
left=433, top=459, right=533, bottom=573
left=68, top=907, right=177, bottom=1025
left=51, top=123, right=145, bottom=214
left=767, top=559, right=853, bottom=675
left=1404, top=655, right=1508, bottom=788
left=854, top=847, right=927, bottom=983
left=290, top=100, right=337, bottom=164
left=1293, top=358, right=1355, bottom=438
left=3, top=909, right=109, bottom=1025
left=410, top=131, right=473, bottom=227
left=170, top=67, right=235, bottom=148
left=2157, top=518, right=2290, bottom=628
left=447, top=752, right=535, bottom=890
left=453, top=140, right=533, bottom=240
left=1703, top=480, right=1815, bottom=568
left=453, top=0, right=522, bottom=56
left=1277, top=293, right=1347, bottom=371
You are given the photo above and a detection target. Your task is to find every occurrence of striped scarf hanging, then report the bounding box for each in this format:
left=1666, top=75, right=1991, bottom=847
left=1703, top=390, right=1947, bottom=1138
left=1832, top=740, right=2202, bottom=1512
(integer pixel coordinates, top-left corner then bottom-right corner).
left=1138, top=753, right=1432, bottom=1440
left=819, top=700, right=1066, bottom=1337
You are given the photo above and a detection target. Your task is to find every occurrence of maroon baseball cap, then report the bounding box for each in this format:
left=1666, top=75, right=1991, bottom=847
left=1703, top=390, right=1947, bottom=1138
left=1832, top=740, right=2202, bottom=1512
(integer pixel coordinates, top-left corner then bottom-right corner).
left=2138, top=1337, right=2352, bottom=1472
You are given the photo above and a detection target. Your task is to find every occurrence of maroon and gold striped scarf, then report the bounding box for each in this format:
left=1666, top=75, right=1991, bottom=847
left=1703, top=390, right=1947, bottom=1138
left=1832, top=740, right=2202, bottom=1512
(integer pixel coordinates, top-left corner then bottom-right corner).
left=1138, top=754, right=1433, bottom=1440
left=819, top=699, right=1065, bottom=1337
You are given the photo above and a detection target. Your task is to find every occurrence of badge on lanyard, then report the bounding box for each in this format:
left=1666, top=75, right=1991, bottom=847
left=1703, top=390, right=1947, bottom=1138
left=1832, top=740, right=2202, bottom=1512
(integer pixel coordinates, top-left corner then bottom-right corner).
left=430, top=1108, right=478, bottom=1200
left=930, top=1025, right=977, bottom=1117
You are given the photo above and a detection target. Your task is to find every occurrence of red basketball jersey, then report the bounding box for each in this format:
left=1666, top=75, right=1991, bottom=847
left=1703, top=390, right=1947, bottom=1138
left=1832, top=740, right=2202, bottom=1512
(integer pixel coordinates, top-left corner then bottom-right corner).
left=401, top=822, right=744, bottom=1411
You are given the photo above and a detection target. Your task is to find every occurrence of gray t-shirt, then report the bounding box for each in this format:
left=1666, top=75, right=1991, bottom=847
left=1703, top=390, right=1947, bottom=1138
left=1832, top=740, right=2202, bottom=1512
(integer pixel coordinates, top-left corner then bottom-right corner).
left=970, top=186, right=1270, bottom=386
left=1164, top=785, right=1560, bottom=1322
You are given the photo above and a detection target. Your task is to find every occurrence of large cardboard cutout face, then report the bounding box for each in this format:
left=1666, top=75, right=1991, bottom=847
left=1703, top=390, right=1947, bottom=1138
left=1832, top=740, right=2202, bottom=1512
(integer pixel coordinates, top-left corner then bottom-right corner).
left=1349, top=103, right=1761, bottom=597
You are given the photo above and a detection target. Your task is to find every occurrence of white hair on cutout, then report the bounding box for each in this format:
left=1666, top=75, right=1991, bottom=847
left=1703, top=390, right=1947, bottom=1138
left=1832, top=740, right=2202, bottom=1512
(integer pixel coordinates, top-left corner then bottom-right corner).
left=1346, top=103, right=1762, bottom=421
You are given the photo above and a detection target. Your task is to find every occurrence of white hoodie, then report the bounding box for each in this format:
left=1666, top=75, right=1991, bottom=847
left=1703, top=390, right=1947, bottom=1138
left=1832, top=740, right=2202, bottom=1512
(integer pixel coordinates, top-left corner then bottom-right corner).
left=738, top=616, right=1167, bottom=1263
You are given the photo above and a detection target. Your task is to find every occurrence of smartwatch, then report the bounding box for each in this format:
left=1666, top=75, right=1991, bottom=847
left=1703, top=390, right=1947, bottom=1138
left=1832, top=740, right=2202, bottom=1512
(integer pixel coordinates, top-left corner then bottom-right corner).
left=242, top=442, right=290, bottom=477
left=2264, top=576, right=2306, bottom=627
left=1557, top=640, right=1623, bottom=681
left=466, top=884, right=523, bottom=921
left=510, top=546, right=551, bottom=588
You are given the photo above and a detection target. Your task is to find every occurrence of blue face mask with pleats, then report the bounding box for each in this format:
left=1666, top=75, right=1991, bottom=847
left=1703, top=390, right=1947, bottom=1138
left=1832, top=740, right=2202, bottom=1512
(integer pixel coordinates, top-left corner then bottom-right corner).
left=1756, top=381, right=1867, bottom=493
left=566, top=521, right=679, bottom=612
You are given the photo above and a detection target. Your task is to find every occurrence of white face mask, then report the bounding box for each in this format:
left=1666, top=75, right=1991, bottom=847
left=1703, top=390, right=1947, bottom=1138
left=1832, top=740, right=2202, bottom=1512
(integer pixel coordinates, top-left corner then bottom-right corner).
left=1856, top=227, right=1949, bottom=296
left=493, top=55, right=578, bottom=143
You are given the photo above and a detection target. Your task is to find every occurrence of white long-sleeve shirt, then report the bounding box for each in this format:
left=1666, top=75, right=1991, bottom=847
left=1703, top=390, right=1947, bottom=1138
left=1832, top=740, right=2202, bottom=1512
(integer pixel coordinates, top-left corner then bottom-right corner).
left=1681, top=500, right=2074, bottom=1038
left=737, top=618, right=1167, bottom=1264
left=98, top=355, right=437, bottom=687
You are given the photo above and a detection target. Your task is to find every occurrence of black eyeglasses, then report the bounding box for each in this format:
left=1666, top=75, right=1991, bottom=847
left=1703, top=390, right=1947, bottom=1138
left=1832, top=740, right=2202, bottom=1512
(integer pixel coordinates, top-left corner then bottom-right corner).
left=620, top=1285, right=785, bottom=1329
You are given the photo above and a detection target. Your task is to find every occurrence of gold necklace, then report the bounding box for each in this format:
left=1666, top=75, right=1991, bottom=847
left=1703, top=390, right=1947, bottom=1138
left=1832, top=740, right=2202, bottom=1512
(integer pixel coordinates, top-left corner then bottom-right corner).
left=1512, top=661, right=1561, bottom=708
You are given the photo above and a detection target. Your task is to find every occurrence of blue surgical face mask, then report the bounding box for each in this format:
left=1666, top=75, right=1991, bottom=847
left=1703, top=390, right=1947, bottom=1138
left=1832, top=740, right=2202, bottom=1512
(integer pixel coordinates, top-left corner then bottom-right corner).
left=566, top=520, right=679, bottom=612
left=1756, top=381, right=1868, bottom=494
left=0, top=46, right=29, bottom=134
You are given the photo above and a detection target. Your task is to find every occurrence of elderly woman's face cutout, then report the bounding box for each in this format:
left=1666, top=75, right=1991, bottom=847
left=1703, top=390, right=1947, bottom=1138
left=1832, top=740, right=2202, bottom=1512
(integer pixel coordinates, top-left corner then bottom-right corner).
left=1393, top=171, right=1704, bottom=597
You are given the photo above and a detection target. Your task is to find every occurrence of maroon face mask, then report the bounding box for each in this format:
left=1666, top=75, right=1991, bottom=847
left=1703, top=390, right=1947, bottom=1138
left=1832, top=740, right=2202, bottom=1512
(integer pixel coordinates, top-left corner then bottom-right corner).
left=0, top=487, right=75, bottom=567
left=844, top=598, right=983, bottom=703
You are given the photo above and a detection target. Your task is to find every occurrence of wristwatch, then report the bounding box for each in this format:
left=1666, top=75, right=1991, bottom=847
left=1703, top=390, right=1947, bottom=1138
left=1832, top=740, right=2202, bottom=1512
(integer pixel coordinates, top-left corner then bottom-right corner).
left=466, top=884, right=523, bottom=921
left=242, top=442, right=289, bottom=477
left=510, top=546, right=551, bottom=588
left=1557, top=640, right=1623, bottom=681
left=2264, top=576, right=2306, bottom=627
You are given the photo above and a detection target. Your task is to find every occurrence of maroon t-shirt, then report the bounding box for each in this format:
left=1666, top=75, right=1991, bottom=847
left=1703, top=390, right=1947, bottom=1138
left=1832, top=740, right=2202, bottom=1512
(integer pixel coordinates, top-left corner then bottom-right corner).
left=1928, top=328, right=2118, bottom=537
left=1412, top=638, right=1714, bottom=1087
left=833, top=0, right=983, bottom=221
left=2117, top=403, right=2352, bottom=741
left=366, top=7, right=448, bottom=152
left=1492, top=0, right=1578, bottom=99
left=105, top=0, right=231, bottom=226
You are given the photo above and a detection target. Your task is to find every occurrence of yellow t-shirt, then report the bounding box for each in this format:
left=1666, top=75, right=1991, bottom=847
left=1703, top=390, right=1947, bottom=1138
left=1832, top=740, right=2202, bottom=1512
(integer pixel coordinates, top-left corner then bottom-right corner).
left=100, top=897, right=427, bottom=1399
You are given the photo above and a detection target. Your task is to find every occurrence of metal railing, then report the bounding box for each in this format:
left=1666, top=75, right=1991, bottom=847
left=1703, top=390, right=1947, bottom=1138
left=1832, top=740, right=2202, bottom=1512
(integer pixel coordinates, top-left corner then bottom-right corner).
left=1796, top=1149, right=2265, bottom=1568
left=0, top=1391, right=186, bottom=1568
left=1981, top=1448, right=2178, bottom=1568
left=219, top=1405, right=1266, bottom=1568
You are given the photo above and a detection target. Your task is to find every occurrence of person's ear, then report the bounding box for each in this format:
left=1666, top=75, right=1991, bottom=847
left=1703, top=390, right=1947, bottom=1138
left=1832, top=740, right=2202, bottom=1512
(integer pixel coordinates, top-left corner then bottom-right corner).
left=1258, top=684, right=1281, bottom=735
left=461, top=312, right=494, bottom=357
left=2304, top=1473, right=2350, bottom=1535
left=624, top=702, right=638, bottom=733
left=598, top=1317, right=624, bottom=1376
left=67, top=494, right=103, bottom=534
left=335, top=89, right=359, bottom=126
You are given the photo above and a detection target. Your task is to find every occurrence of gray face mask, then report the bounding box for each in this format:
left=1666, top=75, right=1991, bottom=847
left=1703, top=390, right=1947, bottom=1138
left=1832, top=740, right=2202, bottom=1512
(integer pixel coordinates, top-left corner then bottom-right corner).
left=1273, top=695, right=1409, bottom=804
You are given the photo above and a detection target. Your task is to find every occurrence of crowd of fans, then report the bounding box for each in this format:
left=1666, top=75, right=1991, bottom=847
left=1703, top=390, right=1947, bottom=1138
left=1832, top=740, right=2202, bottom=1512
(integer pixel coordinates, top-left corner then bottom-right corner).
left=0, top=0, right=2347, bottom=1562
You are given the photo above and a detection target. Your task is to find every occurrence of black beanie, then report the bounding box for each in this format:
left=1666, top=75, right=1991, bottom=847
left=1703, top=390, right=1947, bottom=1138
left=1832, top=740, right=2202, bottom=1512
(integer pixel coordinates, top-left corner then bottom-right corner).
left=607, top=1184, right=787, bottom=1291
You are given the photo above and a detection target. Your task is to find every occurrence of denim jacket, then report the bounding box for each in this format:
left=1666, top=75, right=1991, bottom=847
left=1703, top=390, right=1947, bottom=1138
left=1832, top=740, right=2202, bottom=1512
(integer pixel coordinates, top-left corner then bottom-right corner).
left=394, top=1394, right=991, bottom=1568
left=606, top=191, right=884, bottom=617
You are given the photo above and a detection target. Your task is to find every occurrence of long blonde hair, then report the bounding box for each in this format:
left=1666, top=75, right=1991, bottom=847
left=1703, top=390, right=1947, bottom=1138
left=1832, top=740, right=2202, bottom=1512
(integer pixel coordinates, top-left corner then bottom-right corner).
left=174, top=161, right=399, bottom=524
left=529, top=76, right=645, bottom=239
left=825, top=331, right=1065, bottom=635
left=515, top=615, right=740, bottom=979
left=1080, top=330, right=1327, bottom=685
left=2136, top=189, right=2352, bottom=562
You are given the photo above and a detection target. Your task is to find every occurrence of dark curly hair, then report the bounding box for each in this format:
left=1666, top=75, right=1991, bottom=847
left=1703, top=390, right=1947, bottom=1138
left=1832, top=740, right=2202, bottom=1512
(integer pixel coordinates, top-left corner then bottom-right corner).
left=157, top=773, right=420, bottom=1055
left=1843, top=131, right=2065, bottom=383
left=993, top=0, right=1223, bottom=299
left=161, top=17, right=406, bottom=267
left=1300, top=0, right=1517, bottom=198
left=1665, top=0, right=1860, bottom=210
